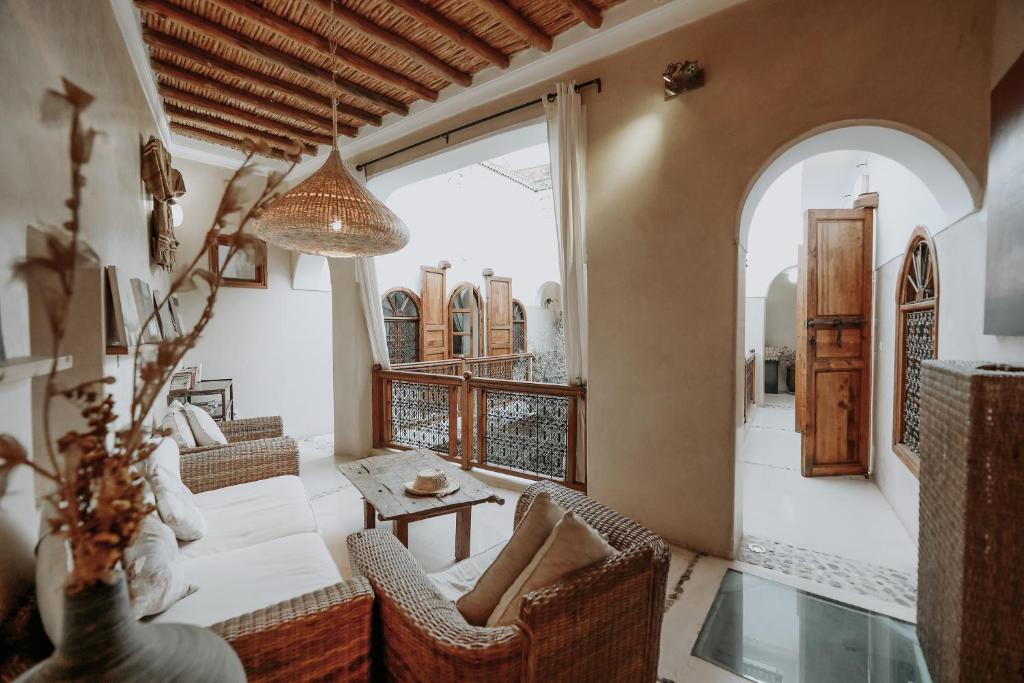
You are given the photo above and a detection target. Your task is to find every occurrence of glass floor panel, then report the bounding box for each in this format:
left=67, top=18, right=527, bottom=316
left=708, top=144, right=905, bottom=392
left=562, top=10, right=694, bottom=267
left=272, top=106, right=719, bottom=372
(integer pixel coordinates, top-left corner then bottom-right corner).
left=692, top=570, right=931, bottom=683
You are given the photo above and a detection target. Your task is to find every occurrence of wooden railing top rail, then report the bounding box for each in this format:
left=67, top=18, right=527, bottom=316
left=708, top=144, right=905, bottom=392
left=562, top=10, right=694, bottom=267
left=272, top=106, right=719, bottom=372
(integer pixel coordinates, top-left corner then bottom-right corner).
left=373, top=366, right=465, bottom=386
left=468, top=376, right=584, bottom=398
left=392, top=359, right=463, bottom=372
left=465, top=352, right=535, bottom=363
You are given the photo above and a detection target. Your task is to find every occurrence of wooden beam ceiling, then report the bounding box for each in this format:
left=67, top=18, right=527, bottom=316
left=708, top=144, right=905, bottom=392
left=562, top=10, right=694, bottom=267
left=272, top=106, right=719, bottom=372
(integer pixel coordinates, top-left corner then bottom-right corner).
left=471, top=0, right=553, bottom=52
left=388, top=0, right=510, bottom=70
left=138, top=0, right=615, bottom=159
left=144, top=29, right=382, bottom=126
left=561, top=0, right=603, bottom=29
left=302, top=0, right=472, bottom=87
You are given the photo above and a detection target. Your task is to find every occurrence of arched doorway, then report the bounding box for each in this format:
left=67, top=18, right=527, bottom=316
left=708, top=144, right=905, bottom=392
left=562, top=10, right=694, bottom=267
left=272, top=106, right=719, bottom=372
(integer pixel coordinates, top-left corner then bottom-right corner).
left=735, top=123, right=976, bottom=586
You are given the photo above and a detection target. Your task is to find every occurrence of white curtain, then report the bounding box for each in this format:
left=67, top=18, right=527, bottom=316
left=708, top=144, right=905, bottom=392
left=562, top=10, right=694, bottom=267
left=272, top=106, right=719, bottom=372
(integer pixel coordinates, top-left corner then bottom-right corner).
left=545, top=82, right=589, bottom=484
left=355, top=256, right=391, bottom=370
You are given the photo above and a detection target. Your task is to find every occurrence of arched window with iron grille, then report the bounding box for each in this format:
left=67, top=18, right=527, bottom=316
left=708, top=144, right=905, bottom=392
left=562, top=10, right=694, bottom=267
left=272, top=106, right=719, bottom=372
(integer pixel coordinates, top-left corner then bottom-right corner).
left=512, top=299, right=527, bottom=353
left=892, top=227, right=939, bottom=477
left=382, top=288, right=421, bottom=365
left=448, top=284, right=483, bottom=357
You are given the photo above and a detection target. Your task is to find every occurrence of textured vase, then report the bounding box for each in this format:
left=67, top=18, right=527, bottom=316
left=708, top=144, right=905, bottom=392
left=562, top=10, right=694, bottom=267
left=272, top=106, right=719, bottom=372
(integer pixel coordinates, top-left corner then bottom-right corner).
left=17, top=574, right=245, bottom=682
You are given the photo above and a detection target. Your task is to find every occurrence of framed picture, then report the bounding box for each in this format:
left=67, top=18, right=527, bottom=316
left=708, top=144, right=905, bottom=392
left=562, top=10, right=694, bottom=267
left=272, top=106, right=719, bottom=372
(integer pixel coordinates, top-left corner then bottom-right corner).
left=209, top=233, right=267, bottom=289
left=130, top=278, right=162, bottom=344
left=168, top=294, right=185, bottom=338
left=182, top=363, right=202, bottom=383
left=104, top=266, right=129, bottom=353
left=169, top=371, right=194, bottom=392
left=153, top=290, right=178, bottom=340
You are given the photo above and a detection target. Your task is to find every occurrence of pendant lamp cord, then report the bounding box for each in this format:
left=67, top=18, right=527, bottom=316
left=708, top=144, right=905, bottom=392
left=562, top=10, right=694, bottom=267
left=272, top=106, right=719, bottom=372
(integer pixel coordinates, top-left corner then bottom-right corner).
left=330, top=0, right=338, bottom=151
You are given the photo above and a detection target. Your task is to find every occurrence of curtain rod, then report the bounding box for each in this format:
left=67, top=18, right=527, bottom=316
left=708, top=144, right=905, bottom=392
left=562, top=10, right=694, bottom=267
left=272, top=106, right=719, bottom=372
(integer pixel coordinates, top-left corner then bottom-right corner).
left=355, top=78, right=602, bottom=172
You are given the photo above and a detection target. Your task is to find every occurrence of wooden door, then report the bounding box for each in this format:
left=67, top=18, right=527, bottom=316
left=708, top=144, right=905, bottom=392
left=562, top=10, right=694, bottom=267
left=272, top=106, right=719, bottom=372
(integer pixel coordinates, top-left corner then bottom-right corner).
left=419, top=265, right=448, bottom=361
left=800, top=209, right=873, bottom=477
left=486, top=276, right=513, bottom=356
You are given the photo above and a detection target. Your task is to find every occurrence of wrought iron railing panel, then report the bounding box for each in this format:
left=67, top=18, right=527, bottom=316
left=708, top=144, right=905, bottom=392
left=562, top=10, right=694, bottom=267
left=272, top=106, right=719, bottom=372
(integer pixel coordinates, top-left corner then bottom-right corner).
left=385, top=320, right=419, bottom=365
left=469, top=356, right=532, bottom=381
left=900, top=308, right=935, bottom=454
left=390, top=380, right=450, bottom=453
left=483, top=390, right=568, bottom=480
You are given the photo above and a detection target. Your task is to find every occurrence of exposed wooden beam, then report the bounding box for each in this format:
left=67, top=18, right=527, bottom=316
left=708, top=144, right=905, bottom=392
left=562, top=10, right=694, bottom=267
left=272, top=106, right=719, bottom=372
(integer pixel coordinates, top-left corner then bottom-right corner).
left=204, top=0, right=438, bottom=102
left=159, top=83, right=338, bottom=147
left=470, top=0, right=552, bottom=52
left=166, top=103, right=316, bottom=155
left=144, top=29, right=382, bottom=126
left=389, top=0, right=510, bottom=69
left=560, top=0, right=602, bottom=29
left=152, top=58, right=341, bottom=135
left=136, top=0, right=408, bottom=115
left=170, top=122, right=290, bottom=160
left=303, top=0, right=472, bottom=87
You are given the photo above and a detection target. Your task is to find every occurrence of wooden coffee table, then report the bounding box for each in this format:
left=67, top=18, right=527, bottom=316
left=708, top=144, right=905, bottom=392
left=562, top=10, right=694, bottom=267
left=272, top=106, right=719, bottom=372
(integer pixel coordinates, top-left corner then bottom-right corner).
left=338, top=448, right=505, bottom=561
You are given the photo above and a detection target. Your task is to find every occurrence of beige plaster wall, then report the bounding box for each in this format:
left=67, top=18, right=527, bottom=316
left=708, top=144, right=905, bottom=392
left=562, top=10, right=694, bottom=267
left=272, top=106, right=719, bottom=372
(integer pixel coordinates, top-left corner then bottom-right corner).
left=343, top=0, right=996, bottom=556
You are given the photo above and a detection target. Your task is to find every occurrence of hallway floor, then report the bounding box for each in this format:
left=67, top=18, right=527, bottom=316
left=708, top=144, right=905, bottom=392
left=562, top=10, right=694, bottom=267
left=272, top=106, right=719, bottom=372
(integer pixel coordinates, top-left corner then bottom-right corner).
left=740, top=395, right=918, bottom=606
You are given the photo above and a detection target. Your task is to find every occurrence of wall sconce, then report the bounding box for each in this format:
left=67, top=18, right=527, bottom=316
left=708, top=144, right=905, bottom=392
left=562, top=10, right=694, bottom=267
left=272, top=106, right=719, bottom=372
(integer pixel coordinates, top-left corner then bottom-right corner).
left=663, top=60, right=705, bottom=98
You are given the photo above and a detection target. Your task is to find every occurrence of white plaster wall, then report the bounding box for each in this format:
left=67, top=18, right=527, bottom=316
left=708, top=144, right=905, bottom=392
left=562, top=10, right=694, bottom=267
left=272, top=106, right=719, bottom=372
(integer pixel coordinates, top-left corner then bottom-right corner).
left=746, top=163, right=803, bottom=298
left=173, top=159, right=335, bottom=438
left=765, top=272, right=797, bottom=350
left=375, top=148, right=559, bottom=308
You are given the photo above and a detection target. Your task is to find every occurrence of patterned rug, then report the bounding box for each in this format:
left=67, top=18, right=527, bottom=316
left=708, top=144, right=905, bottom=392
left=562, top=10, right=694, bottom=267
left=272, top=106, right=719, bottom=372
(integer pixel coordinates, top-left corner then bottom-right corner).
left=738, top=534, right=917, bottom=608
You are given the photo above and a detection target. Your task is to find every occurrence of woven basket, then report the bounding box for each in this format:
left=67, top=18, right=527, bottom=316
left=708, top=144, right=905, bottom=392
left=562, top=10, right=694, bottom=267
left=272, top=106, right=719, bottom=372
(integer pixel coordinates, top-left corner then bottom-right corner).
left=917, top=360, right=1024, bottom=683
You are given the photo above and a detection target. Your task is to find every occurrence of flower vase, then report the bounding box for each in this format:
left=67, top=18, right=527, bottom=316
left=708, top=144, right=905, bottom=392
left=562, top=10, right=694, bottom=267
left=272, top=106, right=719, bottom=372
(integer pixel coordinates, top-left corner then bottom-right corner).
left=17, top=574, right=245, bottom=682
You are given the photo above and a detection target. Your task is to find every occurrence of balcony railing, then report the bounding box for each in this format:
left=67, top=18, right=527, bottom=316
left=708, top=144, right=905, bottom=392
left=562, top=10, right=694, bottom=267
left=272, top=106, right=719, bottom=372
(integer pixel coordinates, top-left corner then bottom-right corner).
left=371, top=358, right=584, bottom=490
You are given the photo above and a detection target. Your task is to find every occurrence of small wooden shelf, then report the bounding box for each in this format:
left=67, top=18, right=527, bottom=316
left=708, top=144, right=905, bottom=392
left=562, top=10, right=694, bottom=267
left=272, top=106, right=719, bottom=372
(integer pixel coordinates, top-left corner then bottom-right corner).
left=0, top=355, right=73, bottom=384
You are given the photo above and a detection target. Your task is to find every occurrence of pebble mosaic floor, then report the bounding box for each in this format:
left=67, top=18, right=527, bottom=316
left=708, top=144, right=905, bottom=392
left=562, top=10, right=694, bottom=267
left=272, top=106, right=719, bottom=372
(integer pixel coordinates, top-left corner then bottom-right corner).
left=738, top=534, right=917, bottom=608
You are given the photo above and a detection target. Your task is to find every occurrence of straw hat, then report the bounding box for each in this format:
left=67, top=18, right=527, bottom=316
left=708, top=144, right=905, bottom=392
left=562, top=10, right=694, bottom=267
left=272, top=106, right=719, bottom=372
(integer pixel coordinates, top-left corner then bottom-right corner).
left=405, top=468, right=461, bottom=497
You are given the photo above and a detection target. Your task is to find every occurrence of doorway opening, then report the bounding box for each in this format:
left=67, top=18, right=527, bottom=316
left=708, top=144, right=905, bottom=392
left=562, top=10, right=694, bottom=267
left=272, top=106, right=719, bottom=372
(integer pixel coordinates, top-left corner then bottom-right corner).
left=736, top=124, right=979, bottom=610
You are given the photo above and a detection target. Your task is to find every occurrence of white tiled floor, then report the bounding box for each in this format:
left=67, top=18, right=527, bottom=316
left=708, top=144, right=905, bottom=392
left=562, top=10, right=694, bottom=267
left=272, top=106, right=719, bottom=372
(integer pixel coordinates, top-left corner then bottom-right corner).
left=741, top=397, right=917, bottom=574
left=297, top=434, right=917, bottom=682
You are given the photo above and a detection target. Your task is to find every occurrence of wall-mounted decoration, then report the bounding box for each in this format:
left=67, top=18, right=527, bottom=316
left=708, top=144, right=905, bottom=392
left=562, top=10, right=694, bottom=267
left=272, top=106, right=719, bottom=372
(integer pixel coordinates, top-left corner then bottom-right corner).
left=663, top=60, right=705, bottom=98
left=104, top=266, right=130, bottom=354
left=168, top=294, right=185, bottom=337
left=209, top=233, right=268, bottom=288
left=141, top=135, right=186, bottom=272
left=984, top=51, right=1024, bottom=335
left=130, top=278, right=162, bottom=344
left=153, top=289, right=177, bottom=340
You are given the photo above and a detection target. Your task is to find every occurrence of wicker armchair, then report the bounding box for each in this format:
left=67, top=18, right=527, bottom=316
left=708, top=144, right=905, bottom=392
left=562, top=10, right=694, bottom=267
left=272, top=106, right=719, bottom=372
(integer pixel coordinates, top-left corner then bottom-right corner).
left=179, top=415, right=285, bottom=457
left=347, top=481, right=670, bottom=682
left=179, top=431, right=374, bottom=682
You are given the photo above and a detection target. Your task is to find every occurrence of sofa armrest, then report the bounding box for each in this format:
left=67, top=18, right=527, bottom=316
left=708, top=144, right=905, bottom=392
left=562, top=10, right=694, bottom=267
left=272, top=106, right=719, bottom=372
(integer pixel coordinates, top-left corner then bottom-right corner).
left=209, top=579, right=373, bottom=683
left=347, top=529, right=525, bottom=681
left=180, top=437, right=299, bottom=493
left=518, top=545, right=667, bottom=681
left=220, top=416, right=284, bottom=443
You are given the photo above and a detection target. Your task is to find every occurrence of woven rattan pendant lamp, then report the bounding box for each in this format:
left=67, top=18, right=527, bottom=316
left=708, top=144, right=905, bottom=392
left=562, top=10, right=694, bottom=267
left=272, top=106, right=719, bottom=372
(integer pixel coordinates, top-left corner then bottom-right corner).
left=254, top=7, right=408, bottom=257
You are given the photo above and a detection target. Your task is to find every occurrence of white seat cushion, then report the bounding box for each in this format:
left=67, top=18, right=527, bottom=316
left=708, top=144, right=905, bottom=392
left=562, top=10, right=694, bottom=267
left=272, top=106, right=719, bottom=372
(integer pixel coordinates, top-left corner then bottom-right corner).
left=428, top=541, right=507, bottom=602
left=152, top=532, right=341, bottom=627
left=181, top=476, right=316, bottom=560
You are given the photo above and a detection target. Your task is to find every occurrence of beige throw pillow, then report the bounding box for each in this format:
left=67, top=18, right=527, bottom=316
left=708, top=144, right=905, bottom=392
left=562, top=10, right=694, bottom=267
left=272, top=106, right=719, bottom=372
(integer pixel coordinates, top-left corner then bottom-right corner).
left=182, top=404, right=227, bottom=447
left=161, top=400, right=196, bottom=450
left=149, top=465, right=207, bottom=541
left=123, top=513, right=197, bottom=618
left=486, top=512, right=616, bottom=627
left=456, top=492, right=564, bottom=625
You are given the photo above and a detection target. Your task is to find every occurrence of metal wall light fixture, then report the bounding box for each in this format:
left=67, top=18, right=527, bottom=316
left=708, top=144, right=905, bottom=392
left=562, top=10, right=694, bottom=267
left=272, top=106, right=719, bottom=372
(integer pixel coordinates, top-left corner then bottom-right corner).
left=663, top=60, right=705, bottom=98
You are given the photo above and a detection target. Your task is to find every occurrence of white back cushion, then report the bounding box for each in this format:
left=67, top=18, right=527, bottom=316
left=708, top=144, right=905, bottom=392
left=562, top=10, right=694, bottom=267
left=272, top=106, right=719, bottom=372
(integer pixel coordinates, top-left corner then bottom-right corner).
left=182, top=404, right=227, bottom=448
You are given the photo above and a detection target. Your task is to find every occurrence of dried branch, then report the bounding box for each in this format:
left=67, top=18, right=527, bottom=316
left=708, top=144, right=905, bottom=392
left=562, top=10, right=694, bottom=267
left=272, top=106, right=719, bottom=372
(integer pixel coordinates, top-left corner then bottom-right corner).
left=0, top=80, right=298, bottom=592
